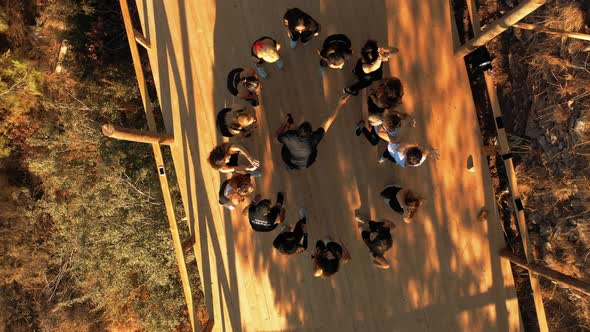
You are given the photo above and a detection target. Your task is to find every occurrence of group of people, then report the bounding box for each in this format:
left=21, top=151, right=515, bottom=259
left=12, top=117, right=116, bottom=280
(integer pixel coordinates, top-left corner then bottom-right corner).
left=208, top=8, right=438, bottom=277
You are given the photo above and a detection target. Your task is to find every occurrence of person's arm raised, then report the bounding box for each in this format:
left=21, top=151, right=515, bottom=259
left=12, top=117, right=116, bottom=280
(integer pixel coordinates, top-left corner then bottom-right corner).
left=321, top=95, right=351, bottom=132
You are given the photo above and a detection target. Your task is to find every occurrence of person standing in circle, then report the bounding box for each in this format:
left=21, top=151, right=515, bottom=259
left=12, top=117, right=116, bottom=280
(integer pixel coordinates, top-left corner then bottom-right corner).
left=283, top=8, right=321, bottom=49
left=208, top=142, right=260, bottom=175
left=355, top=109, right=415, bottom=146
left=367, top=77, right=404, bottom=120
left=216, top=105, right=257, bottom=138
left=251, top=36, right=284, bottom=78
left=218, top=173, right=256, bottom=210
left=273, top=208, right=308, bottom=255
left=380, top=185, right=424, bottom=223
left=379, top=142, right=439, bottom=167
left=355, top=213, right=395, bottom=269
left=226, top=67, right=261, bottom=106
left=277, top=96, right=350, bottom=170
left=243, top=192, right=285, bottom=232
left=344, top=40, right=393, bottom=96
left=312, top=238, right=351, bottom=278
left=318, top=34, right=353, bottom=76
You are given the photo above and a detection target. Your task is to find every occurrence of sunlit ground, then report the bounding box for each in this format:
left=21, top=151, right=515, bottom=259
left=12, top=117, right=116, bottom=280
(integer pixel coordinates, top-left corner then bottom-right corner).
left=136, top=0, right=521, bottom=330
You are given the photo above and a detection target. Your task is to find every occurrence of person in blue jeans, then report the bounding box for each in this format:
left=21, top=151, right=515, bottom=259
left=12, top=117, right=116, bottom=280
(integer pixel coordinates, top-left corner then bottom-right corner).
left=355, top=109, right=415, bottom=146
left=251, top=36, right=284, bottom=78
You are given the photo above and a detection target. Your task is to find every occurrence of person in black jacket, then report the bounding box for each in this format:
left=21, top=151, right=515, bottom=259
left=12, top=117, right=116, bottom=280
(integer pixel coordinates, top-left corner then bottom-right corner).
left=273, top=208, right=308, bottom=255
left=355, top=213, right=395, bottom=269
left=243, top=192, right=285, bottom=232
left=319, top=34, right=352, bottom=70
left=283, top=8, right=320, bottom=48
left=344, top=40, right=393, bottom=96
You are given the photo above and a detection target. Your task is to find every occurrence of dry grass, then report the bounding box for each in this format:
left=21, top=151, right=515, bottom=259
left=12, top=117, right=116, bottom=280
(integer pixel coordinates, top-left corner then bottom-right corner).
left=514, top=0, right=590, bottom=330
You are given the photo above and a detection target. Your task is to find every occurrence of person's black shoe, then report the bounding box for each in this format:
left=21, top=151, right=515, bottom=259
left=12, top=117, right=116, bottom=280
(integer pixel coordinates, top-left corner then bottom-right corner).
left=355, top=120, right=365, bottom=136
left=276, top=192, right=285, bottom=205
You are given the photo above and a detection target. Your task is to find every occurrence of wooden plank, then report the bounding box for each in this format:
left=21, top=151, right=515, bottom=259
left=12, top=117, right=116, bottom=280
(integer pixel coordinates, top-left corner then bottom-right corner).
left=484, top=70, right=549, bottom=332
left=141, top=0, right=524, bottom=330
left=455, top=0, right=546, bottom=58
left=101, top=124, right=175, bottom=145
left=500, top=248, right=590, bottom=296
left=134, top=28, right=152, bottom=50
left=118, top=0, right=197, bottom=330
left=513, top=22, right=590, bottom=42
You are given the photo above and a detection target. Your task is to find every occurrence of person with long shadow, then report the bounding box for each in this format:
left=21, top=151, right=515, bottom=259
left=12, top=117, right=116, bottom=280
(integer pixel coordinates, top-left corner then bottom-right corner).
left=276, top=95, right=350, bottom=170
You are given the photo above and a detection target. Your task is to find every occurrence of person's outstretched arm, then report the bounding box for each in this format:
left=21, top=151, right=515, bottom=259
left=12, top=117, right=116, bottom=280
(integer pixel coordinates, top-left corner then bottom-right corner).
left=229, top=144, right=260, bottom=169
left=321, top=95, right=350, bottom=132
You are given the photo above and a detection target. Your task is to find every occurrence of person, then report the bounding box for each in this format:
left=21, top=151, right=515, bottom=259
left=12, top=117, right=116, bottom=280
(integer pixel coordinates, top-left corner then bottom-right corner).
left=208, top=142, right=260, bottom=174
left=367, top=77, right=404, bottom=118
left=218, top=173, right=255, bottom=210
left=355, top=109, right=415, bottom=146
left=277, top=96, right=350, bottom=170
left=379, top=143, right=439, bottom=167
left=273, top=208, right=308, bottom=255
left=251, top=36, right=284, bottom=78
left=243, top=192, right=285, bottom=232
left=355, top=213, right=395, bottom=269
left=216, top=105, right=257, bottom=138
left=312, top=237, right=351, bottom=278
left=226, top=67, right=261, bottom=106
left=283, top=8, right=320, bottom=48
left=318, top=34, right=353, bottom=70
left=344, top=40, right=392, bottom=96
left=380, top=185, right=424, bottom=223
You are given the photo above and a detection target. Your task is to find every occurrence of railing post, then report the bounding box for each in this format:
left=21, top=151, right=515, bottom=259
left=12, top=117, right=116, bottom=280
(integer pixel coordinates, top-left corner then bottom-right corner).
left=455, top=0, right=546, bottom=58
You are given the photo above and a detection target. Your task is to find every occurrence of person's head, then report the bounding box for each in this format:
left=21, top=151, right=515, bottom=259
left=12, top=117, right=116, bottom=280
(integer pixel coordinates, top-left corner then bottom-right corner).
left=254, top=199, right=272, bottom=216
left=360, top=39, right=379, bottom=64
left=406, top=147, right=424, bottom=166
left=382, top=111, right=402, bottom=133
left=229, top=174, right=255, bottom=199
left=376, top=78, right=404, bottom=107
left=242, top=76, right=260, bottom=92
left=326, top=51, right=345, bottom=69
left=236, top=111, right=256, bottom=128
left=208, top=143, right=232, bottom=169
left=296, top=122, right=313, bottom=138
left=255, top=43, right=280, bottom=63
left=403, top=195, right=422, bottom=223
left=279, top=234, right=299, bottom=255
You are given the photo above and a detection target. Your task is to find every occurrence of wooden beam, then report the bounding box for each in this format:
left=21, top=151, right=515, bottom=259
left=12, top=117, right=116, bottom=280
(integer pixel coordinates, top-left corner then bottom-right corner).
left=500, top=248, right=590, bottom=296
left=119, top=1, right=197, bottom=331
left=134, top=28, right=152, bottom=50
left=102, top=124, right=175, bottom=145
left=465, top=0, right=481, bottom=35
left=455, top=0, right=546, bottom=58
left=484, top=70, right=549, bottom=332
left=513, top=22, right=590, bottom=42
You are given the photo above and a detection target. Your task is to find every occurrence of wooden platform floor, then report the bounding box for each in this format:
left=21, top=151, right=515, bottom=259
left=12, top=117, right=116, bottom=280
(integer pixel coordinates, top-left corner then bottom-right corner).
left=136, top=0, right=523, bottom=331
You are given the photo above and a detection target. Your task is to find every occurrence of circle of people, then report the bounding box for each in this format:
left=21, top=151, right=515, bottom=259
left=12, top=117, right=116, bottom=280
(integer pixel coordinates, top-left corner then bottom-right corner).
left=208, top=8, right=440, bottom=278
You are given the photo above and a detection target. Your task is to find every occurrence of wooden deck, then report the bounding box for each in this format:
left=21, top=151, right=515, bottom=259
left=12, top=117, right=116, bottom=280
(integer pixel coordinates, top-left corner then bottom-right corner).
left=135, top=0, right=523, bottom=331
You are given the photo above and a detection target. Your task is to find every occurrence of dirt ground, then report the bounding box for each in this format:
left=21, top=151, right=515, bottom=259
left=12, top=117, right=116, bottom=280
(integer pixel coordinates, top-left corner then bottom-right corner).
left=453, top=0, right=590, bottom=331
